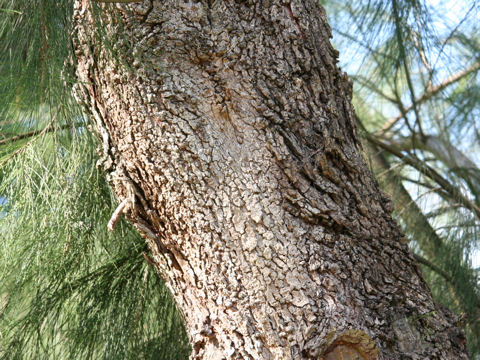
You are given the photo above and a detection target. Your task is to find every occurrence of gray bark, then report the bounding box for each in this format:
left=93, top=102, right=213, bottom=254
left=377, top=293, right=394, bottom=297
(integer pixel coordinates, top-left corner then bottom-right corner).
left=72, top=0, right=469, bottom=358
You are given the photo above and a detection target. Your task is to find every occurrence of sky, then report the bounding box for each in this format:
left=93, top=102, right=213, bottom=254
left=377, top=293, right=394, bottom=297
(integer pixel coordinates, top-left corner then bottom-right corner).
left=328, top=0, right=480, bottom=269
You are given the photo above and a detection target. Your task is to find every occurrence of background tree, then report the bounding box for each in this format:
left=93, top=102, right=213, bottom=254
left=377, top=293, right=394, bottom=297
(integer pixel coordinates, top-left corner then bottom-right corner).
left=0, top=0, right=478, bottom=358
left=321, top=0, right=480, bottom=353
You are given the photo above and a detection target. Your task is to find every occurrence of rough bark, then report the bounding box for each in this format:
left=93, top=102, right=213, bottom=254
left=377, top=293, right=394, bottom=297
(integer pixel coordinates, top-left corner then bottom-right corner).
left=72, top=0, right=469, bottom=358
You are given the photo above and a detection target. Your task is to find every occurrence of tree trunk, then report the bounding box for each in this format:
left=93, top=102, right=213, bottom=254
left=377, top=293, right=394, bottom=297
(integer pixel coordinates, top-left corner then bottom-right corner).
left=71, top=0, right=469, bottom=358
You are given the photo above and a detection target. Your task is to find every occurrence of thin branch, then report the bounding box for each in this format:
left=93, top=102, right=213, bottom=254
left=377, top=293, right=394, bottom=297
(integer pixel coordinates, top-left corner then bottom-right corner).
left=412, top=30, right=432, bottom=79
left=413, top=253, right=453, bottom=284
left=364, top=132, right=480, bottom=219
left=381, top=62, right=480, bottom=133
left=332, top=28, right=394, bottom=62
left=0, top=108, right=61, bottom=167
left=0, top=8, right=22, bottom=14
left=107, top=199, right=128, bottom=232
left=391, top=81, right=415, bottom=135
left=359, top=119, right=445, bottom=253
left=400, top=175, right=450, bottom=197
left=432, top=2, right=477, bottom=73
left=375, top=160, right=405, bottom=179
left=351, top=75, right=399, bottom=104
left=425, top=204, right=463, bottom=219
left=0, top=122, right=84, bottom=146
left=401, top=177, right=452, bottom=204
left=435, top=224, right=479, bottom=231
left=390, top=135, right=480, bottom=197
left=391, top=0, right=425, bottom=138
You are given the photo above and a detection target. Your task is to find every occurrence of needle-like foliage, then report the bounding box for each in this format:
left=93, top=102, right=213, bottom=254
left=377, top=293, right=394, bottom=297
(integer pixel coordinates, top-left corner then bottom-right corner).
left=322, top=0, right=480, bottom=355
left=0, top=1, right=189, bottom=359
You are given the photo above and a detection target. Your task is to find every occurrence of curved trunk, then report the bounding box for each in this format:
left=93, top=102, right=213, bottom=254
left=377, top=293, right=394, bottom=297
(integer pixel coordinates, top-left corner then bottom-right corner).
left=72, top=0, right=468, bottom=358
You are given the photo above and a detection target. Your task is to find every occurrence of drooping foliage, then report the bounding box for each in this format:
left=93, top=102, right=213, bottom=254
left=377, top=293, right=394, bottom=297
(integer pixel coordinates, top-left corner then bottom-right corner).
left=0, top=1, right=189, bottom=359
left=322, top=0, right=480, bottom=354
left=0, top=0, right=479, bottom=358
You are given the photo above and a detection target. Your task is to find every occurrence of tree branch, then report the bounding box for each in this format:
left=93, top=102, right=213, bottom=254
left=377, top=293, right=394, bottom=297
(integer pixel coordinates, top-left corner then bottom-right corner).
left=391, top=0, right=425, bottom=138
left=364, top=132, right=480, bottom=219
left=362, top=128, right=480, bottom=331
left=362, top=130, right=444, bottom=254
left=380, top=62, right=480, bottom=133
left=413, top=253, right=453, bottom=284
left=350, top=75, right=399, bottom=105
left=0, top=108, right=62, bottom=167
left=0, top=122, right=85, bottom=146
left=389, top=135, right=480, bottom=198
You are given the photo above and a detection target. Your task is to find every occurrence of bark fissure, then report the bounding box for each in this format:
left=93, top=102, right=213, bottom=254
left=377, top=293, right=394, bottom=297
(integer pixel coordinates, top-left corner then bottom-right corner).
left=72, top=0, right=468, bottom=358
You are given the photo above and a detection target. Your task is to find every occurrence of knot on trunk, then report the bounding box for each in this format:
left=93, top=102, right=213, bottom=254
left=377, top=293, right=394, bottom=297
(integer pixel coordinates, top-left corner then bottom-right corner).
left=322, top=329, right=378, bottom=360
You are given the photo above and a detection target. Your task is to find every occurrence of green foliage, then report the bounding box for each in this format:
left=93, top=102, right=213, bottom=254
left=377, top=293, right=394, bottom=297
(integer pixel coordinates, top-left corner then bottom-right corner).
left=0, top=1, right=189, bottom=359
left=322, top=0, right=480, bottom=355
left=0, top=120, right=189, bottom=359
left=0, top=1, right=72, bottom=113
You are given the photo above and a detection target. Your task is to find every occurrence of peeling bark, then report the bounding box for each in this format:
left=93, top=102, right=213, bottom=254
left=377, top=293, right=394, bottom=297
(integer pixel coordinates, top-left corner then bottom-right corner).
left=72, top=0, right=469, bottom=358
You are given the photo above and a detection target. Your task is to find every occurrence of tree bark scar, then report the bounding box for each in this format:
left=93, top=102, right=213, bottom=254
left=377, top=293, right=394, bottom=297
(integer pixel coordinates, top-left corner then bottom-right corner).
left=322, top=329, right=379, bottom=360
left=284, top=3, right=306, bottom=40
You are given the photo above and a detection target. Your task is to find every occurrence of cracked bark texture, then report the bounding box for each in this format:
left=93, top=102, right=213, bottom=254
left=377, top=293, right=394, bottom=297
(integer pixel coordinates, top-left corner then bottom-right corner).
left=71, top=1, right=469, bottom=359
